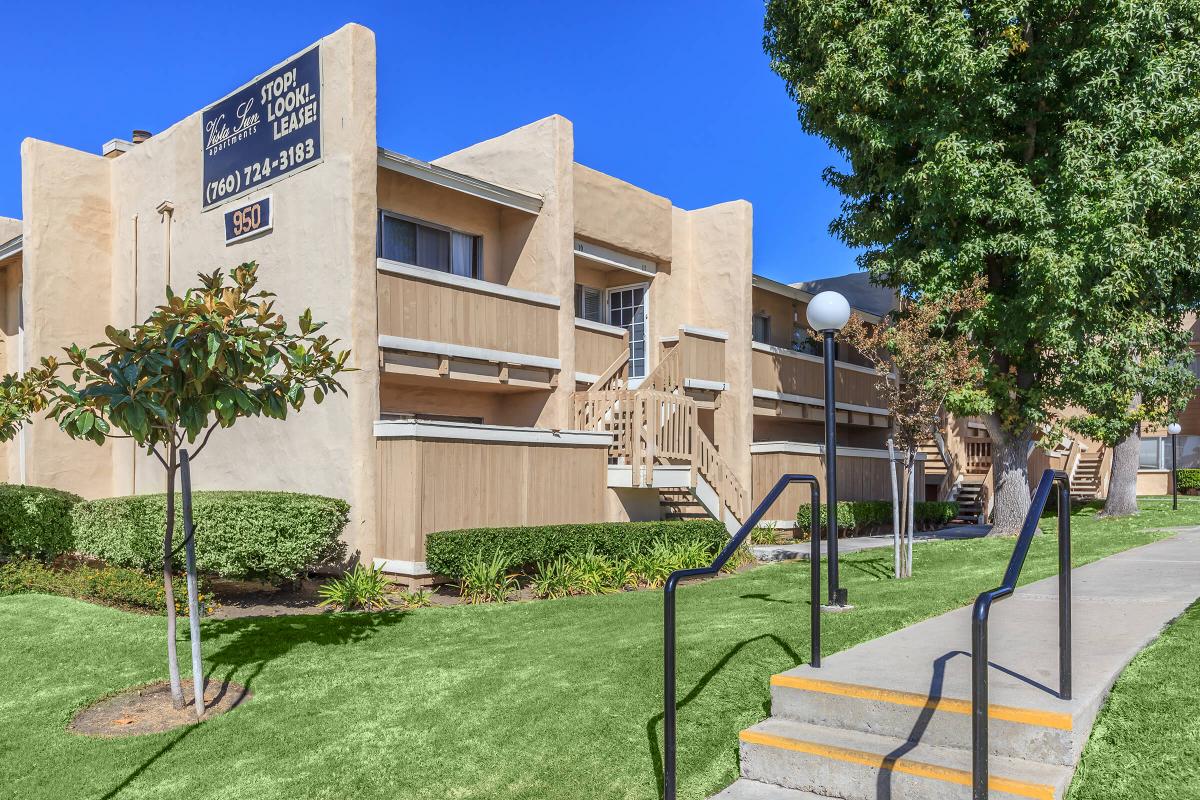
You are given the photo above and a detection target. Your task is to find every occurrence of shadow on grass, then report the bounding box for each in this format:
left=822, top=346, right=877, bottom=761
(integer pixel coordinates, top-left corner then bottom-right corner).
left=646, top=633, right=804, bottom=800
left=97, top=610, right=409, bottom=800
left=842, top=553, right=893, bottom=580
left=738, top=593, right=793, bottom=604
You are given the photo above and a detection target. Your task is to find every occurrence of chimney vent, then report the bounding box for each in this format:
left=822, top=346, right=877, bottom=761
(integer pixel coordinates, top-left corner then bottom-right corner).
left=131, top=130, right=152, bottom=144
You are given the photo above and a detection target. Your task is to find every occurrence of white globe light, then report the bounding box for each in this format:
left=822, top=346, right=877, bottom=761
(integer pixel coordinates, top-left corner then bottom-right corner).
left=1168, top=422, right=1182, bottom=435
left=806, top=291, right=852, bottom=333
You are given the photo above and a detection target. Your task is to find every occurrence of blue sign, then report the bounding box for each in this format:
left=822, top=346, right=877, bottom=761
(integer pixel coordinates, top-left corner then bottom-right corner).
left=202, top=46, right=321, bottom=209
left=224, top=196, right=272, bottom=244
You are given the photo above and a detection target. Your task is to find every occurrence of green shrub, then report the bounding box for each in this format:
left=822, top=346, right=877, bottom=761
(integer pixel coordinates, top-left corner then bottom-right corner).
left=72, top=491, right=349, bottom=584
left=0, top=484, right=82, bottom=562
left=796, top=500, right=960, bottom=534
left=1177, top=469, right=1200, bottom=491
left=425, top=520, right=727, bottom=579
left=0, top=557, right=211, bottom=614
left=458, top=551, right=520, bottom=604
left=750, top=522, right=779, bottom=545
left=318, top=565, right=391, bottom=612
left=530, top=557, right=575, bottom=599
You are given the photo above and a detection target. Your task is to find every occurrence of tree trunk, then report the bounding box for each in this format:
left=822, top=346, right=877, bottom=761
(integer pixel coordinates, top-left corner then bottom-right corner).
left=163, top=449, right=184, bottom=709
left=985, top=414, right=1034, bottom=536
left=898, top=461, right=911, bottom=577
left=888, top=438, right=900, bottom=579
left=1103, top=422, right=1140, bottom=517
left=906, top=454, right=916, bottom=577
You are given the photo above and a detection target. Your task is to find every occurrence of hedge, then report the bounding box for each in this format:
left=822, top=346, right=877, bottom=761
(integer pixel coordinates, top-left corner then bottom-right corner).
left=796, top=500, right=959, bottom=534
left=0, top=557, right=211, bottom=615
left=426, top=520, right=728, bottom=579
left=0, top=484, right=82, bottom=562
left=72, top=491, right=349, bottom=584
left=1177, top=469, right=1200, bottom=491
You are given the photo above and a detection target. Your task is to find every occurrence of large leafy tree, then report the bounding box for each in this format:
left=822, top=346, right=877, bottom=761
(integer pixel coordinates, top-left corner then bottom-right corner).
left=0, top=263, right=351, bottom=715
left=1064, top=311, right=1195, bottom=516
left=765, top=1, right=1200, bottom=532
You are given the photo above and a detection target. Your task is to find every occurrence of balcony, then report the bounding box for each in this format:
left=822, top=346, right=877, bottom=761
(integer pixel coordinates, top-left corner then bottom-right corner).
left=573, top=319, right=628, bottom=384
left=377, top=259, right=560, bottom=390
left=751, top=342, right=889, bottom=427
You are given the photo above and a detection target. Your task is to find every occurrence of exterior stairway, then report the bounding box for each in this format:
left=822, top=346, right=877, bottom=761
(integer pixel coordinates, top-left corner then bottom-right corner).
left=574, top=346, right=748, bottom=531
left=660, top=488, right=710, bottom=521
left=710, top=530, right=1200, bottom=800
left=1070, top=452, right=1104, bottom=501
left=950, top=478, right=985, bottom=523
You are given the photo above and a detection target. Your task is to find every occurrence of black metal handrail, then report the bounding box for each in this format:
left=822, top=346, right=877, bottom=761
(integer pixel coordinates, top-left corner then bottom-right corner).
left=972, top=469, right=1071, bottom=799
left=663, top=474, right=821, bottom=800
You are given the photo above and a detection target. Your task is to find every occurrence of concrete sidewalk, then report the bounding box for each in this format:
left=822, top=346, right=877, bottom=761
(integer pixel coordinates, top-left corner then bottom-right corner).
left=719, top=527, right=1200, bottom=799
left=750, top=524, right=991, bottom=563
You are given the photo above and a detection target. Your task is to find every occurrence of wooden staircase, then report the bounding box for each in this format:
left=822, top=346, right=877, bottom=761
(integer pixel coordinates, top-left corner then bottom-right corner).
left=573, top=346, right=748, bottom=528
left=950, top=478, right=986, bottom=523
left=659, top=488, right=710, bottom=521
left=1070, top=451, right=1105, bottom=501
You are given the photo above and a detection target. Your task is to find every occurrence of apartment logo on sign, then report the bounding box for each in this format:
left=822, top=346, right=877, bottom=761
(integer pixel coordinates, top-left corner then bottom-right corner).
left=201, top=46, right=322, bottom=209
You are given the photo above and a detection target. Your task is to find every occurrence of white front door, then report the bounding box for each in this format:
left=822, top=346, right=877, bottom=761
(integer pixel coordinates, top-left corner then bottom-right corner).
left=607, top=284, right=648, bottom=378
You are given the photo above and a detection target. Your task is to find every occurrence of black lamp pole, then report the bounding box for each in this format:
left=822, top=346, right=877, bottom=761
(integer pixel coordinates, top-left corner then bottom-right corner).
left=1171, top=431, right=1179, bottom=511
left=823, top=329, right=846, bottom=606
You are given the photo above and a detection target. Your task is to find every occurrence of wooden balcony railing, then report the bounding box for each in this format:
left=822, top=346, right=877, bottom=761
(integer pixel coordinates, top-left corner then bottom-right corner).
left=377, top=260, right=558, bottom=359
left=751, top=343, right=886, bottom=410
left=665, top=327, right=726, bottom=387
left=575, top=320, right=628, bottom=379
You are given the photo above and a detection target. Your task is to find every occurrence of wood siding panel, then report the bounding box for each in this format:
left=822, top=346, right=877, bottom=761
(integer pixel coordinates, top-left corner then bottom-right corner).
left=681, top=332, right=726, bottom=384
left=378, top=271, right=558, bottom=358
left=375, top=438, right=608, bottom=564
left=575, top=325, right=627, bottom=377
left=752, top=451, right=922, bottom=521
left=752, top=349, right=884, bottom=409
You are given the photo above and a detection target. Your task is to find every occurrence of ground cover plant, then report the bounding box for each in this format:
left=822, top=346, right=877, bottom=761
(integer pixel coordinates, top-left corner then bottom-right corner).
left=0, top=557, right=212, bottom=615
left=1068, top=596, right=1200, bottom=799
left=2, top=497, right=1193, bottom=799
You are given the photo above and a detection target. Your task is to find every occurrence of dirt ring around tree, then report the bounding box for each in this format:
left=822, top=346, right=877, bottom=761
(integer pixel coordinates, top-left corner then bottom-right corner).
left=68, top=679, right=251, bottom=737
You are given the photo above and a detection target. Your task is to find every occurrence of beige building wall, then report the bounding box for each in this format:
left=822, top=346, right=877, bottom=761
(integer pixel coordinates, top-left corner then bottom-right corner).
left=17, top=24, right=381, bottom=560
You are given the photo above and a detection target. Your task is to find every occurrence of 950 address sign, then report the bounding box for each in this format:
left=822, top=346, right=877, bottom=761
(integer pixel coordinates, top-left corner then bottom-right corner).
left=224, top=196, right=272, bottom=245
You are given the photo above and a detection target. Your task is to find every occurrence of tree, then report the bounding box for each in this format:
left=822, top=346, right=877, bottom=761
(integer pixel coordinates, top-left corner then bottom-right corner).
left=1063, top=311, right=1195, bottom=516
left=0, top=263, right=351, bottom=717
left=765, top=1, right=1200, bottom=533
left=840, top=280, right=985, bottom=575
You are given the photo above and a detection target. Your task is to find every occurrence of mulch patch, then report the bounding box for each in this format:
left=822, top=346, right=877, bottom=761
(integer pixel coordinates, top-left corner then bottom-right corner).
left=69, top=680, right=251, bottom=737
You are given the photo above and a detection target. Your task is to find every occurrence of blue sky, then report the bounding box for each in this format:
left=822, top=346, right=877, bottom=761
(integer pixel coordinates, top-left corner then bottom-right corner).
left=0, top=1, right=860, bottom=283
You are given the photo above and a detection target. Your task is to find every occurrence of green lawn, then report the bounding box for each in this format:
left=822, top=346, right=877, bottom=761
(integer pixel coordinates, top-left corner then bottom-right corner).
left=2, top=498, right=1196, bottom=800
left=1068, top=597, right=1200, bottom=800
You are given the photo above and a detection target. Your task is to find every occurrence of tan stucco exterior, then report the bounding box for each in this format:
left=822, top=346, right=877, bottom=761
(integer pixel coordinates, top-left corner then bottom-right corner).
left=8, top=24, right=927, bottom=578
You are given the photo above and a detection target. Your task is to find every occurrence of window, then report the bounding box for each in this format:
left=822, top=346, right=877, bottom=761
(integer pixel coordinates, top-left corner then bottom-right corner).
left=752, top=314, right=772, bottom=345
left=575, top=284, right=604, bottom=323
left=1139, top=437, right=1167, bottom=470
left=608, top=285, right=647, bottom=378
left=378, top=212, right=480, bottom=278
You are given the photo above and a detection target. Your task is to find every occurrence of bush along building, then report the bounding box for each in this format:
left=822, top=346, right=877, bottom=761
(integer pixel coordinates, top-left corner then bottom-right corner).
left=7, top=24, right=1188, bottom=585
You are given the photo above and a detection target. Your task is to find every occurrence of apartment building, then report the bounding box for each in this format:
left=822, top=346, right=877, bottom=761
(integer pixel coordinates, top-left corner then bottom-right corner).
left=0, top=24, right=926, bottom=583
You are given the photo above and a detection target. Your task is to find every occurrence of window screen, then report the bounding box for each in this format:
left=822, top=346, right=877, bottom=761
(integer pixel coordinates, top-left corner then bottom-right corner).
left=575, top=284, right=604, bottom=322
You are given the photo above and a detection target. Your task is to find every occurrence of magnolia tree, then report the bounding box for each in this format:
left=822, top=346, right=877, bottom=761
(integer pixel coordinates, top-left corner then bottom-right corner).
left=840, top=281, right=985, bottom=576
left=765, top=0, right=1200, bottom=533
left=0, top=263, right=351, bottom=717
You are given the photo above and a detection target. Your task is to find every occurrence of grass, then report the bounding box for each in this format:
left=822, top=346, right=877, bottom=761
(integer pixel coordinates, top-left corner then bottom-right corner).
left=1068, top=597, right=1200, bottom=800
left=1, top=497, right=1196, bottom=800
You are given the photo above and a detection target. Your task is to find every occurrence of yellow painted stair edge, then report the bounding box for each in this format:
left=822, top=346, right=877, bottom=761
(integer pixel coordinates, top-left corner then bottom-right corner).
left=771, top=674, right=1073, bottom=731
left=739, top=728, right=1056, bottom=800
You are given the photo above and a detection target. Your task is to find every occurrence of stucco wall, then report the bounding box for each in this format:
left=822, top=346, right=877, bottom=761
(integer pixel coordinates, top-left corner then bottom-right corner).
left=19, top=24, right=381, bottom=560
left=572, top=163, right=672, bottom=263
left=20, top=140, right=115, bottom=497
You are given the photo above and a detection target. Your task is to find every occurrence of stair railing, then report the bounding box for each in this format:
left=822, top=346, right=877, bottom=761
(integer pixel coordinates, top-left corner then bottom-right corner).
left=663, top=474, right=821, bottom=800
left=971, top=468, right=1071, bottom=800
left=588, top=349, right=630, bottom=392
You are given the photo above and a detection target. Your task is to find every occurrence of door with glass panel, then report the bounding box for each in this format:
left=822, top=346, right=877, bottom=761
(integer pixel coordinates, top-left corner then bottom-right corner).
left=607, top=284, right=648, bottom=378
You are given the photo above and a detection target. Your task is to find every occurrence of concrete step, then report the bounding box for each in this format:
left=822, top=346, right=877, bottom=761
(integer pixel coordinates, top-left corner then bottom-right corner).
left=768, top=673, right=1074, bottom=765
left=711, top=779, right=831, bottom=800
left=739, top=718, right=1072, bottom=800
left=715, top=531, right=1200, bottom=800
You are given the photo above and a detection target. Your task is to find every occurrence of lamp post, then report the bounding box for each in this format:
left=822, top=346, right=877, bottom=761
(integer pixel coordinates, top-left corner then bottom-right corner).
left=1168, top=422, right=1181, bottom=511
left=807, top=291, right=851, bottom=608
